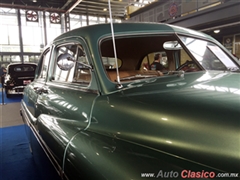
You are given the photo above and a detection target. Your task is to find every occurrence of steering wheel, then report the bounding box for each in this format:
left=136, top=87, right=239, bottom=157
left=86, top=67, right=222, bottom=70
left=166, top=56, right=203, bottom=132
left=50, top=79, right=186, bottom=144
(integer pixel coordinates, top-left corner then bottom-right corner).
left=176, top=60, right=199, bottom=72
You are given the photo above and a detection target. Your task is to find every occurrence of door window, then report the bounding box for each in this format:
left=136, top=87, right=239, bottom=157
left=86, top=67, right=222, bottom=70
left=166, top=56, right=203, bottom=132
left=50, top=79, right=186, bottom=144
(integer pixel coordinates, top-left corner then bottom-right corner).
left=52, top=44, right=91, bottom=86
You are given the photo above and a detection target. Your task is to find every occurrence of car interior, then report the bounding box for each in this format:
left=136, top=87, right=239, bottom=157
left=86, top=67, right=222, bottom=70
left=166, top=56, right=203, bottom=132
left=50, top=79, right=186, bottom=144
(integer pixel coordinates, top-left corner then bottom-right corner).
left=100, top=34, right=202, bottom=82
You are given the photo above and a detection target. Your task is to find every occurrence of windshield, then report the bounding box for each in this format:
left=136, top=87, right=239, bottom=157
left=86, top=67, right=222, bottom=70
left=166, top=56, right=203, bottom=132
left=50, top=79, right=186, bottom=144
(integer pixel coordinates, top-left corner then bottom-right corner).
left=179, top=36, right=239, bottom=71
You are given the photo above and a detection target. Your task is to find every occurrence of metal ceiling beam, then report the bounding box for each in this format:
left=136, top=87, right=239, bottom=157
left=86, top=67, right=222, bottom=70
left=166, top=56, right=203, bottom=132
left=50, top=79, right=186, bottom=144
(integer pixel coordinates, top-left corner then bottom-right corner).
left=61, top=0, right=75, bottom=9
left=76, top=5, right=125, bottom=11
left=77, top=3, right=127, bottom=9
left=66, top=0, right=83, bottom=13
left=74, top=7, right=125, bottom=14
left=0, top=0, right=157, bottom=18
left=199, top=21, right=240, bottom=32
left=72, top=0, right=129, bottom=18
left=80, top=1, right=129, bottom=6
left=0, top=3, right=66, bottom=13
left=71, top=9, right=125, bottom=17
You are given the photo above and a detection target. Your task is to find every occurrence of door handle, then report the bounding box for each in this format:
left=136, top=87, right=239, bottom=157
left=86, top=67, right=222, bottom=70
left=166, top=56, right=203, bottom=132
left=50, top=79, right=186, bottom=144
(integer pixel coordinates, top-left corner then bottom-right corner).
left=34, top=87, right=48, bottom=95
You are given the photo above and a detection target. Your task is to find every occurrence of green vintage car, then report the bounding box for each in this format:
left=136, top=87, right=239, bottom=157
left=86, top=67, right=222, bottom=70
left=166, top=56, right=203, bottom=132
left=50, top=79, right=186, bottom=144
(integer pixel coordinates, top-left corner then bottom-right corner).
left=21, top=23, right=240, bottom=180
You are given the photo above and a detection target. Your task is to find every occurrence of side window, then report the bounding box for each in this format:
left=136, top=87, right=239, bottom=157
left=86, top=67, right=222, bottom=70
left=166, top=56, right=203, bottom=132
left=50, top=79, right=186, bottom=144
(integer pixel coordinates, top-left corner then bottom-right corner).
left=52, top=44, right=91, bottom=86
left=36, top=49, right=50, bottom=80
left=73, top=45, right=91, bottom=86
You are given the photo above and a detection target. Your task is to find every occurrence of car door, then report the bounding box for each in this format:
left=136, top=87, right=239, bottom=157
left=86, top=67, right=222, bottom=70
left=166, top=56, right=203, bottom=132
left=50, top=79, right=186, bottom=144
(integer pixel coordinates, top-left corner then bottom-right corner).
left=31, top=39, right=100, bottom=167
left=23, top=47, right=51, bottom=124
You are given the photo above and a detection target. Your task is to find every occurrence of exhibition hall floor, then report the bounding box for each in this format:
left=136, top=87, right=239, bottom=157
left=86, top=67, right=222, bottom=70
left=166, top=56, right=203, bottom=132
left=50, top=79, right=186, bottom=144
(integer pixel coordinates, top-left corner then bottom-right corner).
left=0, top=102, right=22, bottom=128
left=0, top=88, right=61, bottom=180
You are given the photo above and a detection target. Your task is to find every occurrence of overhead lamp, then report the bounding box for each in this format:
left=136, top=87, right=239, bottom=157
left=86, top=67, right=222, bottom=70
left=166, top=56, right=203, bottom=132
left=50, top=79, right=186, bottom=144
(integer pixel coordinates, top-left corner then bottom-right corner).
left=214, top=29, right=220, bottom=33
left=103, top=8, right=107, bottom=11
left=32, top=0, right=37, bottom=2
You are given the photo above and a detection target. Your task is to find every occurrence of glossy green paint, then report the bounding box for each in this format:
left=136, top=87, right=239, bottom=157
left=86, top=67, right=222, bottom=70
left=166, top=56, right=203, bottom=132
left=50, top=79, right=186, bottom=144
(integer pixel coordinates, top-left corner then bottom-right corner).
left=21, top=23, right=240, bottom=180
left=90, top=72, right=240, bottom=172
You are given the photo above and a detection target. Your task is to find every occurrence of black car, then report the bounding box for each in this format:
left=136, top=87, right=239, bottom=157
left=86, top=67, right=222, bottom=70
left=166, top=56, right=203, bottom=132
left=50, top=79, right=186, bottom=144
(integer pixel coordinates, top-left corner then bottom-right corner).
left=4, top=63, right=37, bottom=98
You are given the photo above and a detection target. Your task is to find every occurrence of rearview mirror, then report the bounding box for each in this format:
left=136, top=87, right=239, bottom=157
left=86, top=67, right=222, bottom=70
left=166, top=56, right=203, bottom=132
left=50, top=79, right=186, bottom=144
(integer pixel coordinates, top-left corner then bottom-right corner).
left=57, top=53, right=75, bottom=71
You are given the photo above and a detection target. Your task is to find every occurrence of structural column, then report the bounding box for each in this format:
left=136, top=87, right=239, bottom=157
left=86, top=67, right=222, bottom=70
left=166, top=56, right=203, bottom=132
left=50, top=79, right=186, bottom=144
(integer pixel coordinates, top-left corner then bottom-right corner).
left=17, top=9, right=24, bottom=63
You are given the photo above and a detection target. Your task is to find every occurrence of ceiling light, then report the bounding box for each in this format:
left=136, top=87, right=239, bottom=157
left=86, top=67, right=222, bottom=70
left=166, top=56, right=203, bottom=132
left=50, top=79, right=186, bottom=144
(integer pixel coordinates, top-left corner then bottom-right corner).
left=32, top=0, right=37, bottom=2
left=214, top=29, right=220, bottom=33
left=103, top=8, right=107, bottom=11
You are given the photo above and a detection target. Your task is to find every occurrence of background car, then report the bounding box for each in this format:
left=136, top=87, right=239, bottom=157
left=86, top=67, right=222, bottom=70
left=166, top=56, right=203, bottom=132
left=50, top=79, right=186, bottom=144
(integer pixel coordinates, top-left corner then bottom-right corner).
left=21, top=23, right=240, bottom=180
left=4, top=63, right=37, bottom=98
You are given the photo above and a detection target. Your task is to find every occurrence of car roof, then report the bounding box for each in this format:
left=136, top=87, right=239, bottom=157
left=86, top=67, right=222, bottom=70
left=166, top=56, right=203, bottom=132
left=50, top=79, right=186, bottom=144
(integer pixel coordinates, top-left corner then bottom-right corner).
left=53, top=22, right=214, bottom=43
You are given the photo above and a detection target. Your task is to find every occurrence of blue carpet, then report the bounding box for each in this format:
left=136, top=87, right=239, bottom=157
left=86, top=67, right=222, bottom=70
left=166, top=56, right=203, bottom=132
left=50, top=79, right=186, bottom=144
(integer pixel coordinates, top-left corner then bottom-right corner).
left=0, top=90, right=22, bottom=104
left=0, top=125, right=61, bottom=180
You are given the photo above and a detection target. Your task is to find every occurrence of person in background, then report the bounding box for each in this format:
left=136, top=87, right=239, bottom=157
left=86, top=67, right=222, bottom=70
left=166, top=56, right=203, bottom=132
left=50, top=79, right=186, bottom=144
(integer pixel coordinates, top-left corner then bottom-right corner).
left=0, top=65, right=7, bottom=86
left=150, top=53, right=164, bottom=71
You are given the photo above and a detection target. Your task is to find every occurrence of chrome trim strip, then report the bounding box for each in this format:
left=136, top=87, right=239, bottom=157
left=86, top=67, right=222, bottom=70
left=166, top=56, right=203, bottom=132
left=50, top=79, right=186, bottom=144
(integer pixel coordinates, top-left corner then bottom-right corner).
left=18, top=77, right=34, bottom=79
left=7, top=91, right=24, bottom=95
left=20, top=101, right=69, bottom=180
left=6, top=86, right=25, bottom=94
left=21, top=100, right=37, bottom=124
left=46, top=81, right=99, bottom=94
left=13, top=86, right=24, bottom=89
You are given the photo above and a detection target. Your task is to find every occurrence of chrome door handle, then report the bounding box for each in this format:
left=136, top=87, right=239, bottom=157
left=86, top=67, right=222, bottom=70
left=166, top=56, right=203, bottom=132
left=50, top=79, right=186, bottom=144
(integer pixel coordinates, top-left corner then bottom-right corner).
left=34, top=87, right=48, bottom=95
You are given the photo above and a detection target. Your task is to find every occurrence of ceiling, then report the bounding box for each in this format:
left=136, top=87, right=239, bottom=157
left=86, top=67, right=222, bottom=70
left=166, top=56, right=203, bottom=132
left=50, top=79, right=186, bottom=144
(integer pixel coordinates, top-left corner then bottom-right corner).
left=0, top=0, right=157, bottom=19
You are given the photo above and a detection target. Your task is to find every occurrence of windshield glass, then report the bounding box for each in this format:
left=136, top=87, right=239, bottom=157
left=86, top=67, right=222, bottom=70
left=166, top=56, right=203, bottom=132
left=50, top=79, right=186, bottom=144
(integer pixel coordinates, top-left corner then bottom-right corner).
left=179, top=36, right=239, bottom=71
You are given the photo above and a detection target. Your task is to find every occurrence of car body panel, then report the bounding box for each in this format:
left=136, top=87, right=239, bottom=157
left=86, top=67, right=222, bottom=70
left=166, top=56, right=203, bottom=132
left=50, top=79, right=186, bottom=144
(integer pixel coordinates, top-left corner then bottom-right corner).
left=64, top=129, right=225, bottom=180
left=90, top=71, right=240, bottom=172
left=20, top=23, right=240, bottom=180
